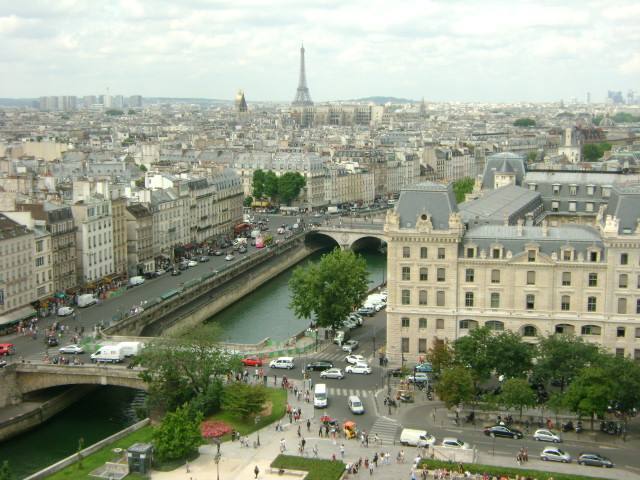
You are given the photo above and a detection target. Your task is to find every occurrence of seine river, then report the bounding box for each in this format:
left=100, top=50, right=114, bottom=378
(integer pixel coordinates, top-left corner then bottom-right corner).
left=1, top=247, right=385, bottom=478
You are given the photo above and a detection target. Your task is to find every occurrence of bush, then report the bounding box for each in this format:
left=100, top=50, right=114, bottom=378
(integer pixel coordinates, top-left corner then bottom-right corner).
left=271, top=455, right=345, bottom=480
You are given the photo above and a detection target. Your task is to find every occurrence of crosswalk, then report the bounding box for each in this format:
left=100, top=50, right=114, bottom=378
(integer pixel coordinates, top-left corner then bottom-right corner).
left=305, top=350, right=375, bottom=364
left=325, top=387, right=370, bottom=398
left=370, top=418, right=400, bottom=446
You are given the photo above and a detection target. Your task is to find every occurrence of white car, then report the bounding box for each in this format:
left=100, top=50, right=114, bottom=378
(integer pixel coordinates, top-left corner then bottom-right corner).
left=225, top=254, right=235, bottom=261
left=533, top=429, right=562, bottom=443
left=342, top=340, right=359, bottom=352
left=441, top=438, right=470, bottom=449
left=345, top=355, right=366, bottom=364
left=405, top=372, right=430, bottom=383
left=345, top=364, right=372, bottom=375
left=155, top=269, right=166, bottom=276
left=188, top=260, right=198, bottom=267
left=320, top=368, right=345, bottom=379
left=59, top=345, right=85, bottom=354
left=541, top=447, right=571, bottom=463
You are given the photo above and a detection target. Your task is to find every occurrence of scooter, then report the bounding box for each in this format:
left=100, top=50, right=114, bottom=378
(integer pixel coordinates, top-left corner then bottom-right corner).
left=575, top=421, right=583, bottom=433
left=426, top=392, right=433, bottom=401
left=465, top=412, right=475, bottom=423
left=561, top=421, right=574, bottom=432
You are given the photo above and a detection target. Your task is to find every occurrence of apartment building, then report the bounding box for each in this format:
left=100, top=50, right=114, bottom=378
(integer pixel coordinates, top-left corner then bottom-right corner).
left=125, top=203, right=154, bottom=275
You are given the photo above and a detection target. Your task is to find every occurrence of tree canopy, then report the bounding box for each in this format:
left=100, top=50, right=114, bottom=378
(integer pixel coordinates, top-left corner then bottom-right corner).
left=513, top=118, right=536, bottom=127
left=252, top=169, right=266, bottom=200
left=582, top=142, right=612, bottom=162
left=495, top=378, right=537, bottom=420
left=278, top=172, right=306, bottom=205
left=453, top=177, right=475, bottom=204
left=563, top=367, right=613, bottom=421
left=153, top=404, right=203, bottom=462
left=486, top=331, right=533, bottom=380
left=288, top=248, right=370, bottom=330
left=264, top=171, right=279, bottom=200
left=426, top=338, right=455, bottom=376
left=453, top=326, right=494, bottom=384
left=437, top=366, right=476, bottom=409
left=221, top=382, right=268, bottom=422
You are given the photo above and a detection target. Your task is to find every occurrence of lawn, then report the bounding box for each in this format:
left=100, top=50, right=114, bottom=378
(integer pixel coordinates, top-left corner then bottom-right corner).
left=271, top=455, right=345, bottom=480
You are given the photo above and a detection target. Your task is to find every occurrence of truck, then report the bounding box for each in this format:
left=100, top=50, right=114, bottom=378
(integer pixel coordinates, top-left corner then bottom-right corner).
left=117, top=341, right=145, bottom=357
left=90, top=345, right=125, bottom=363
left=333, top=329, right=351, bottom=345
left=77, top=294, right=97, bottom=308
left=327, top=206, right=340, bottom=214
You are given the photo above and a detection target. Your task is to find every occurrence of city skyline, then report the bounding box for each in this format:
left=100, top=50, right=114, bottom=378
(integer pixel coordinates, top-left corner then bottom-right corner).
left=1, top=0, right=639, bottom=104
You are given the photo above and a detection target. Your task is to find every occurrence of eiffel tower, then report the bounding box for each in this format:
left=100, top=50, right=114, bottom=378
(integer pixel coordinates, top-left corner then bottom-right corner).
left=292, top=44, right=314, bottom=106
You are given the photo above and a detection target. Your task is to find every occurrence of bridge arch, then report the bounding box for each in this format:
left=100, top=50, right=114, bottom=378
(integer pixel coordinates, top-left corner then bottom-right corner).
left=305, top=227, right=388, bottom=251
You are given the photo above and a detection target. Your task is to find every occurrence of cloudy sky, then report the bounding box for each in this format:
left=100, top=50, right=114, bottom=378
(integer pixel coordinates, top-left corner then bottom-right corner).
left=1, top=0, right=638, bottom=103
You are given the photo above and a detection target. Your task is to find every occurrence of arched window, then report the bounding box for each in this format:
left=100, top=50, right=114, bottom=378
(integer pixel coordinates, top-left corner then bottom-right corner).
left=523, top=325, right=537, bottom=337
left=486, top=321, right=504, bottom=331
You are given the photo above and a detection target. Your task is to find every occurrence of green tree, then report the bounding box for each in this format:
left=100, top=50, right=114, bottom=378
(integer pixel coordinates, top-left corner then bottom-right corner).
left=137, top=323, right=237, bottom=412
left=278, top=172, right=306, bottom=205
left=534, top=333, right=602, bottom=392
left=546, top=392, right=567, bottom=426
left=564, top=367, right=612, bottom=430
left=452, top=177, right=474, bottom=204
left=437, top=366, right=476, bottom=409
left=77, top=437, right=85, bottom=470
left=252, top=169, right=266, bottom=200
left=495, top=378, right=537, bottom=422
left=185, top=380, right=225, bottom=418
left=153, top=404, right=204, bottom=462
left=526, top=151, right=538, bottom=162
left=128, top=109, right=136, bottom=115
left=221, top=382, right=268, bottom=422
left=486, top=331, right=533, bottom=380
left=453, top=326, right=494, bottom=385
left=105, top=109, right=124, bottom=116
left=244, top=195, right=254, bottom=207
left=513, top=118, right=536, bottom=127
left=603, top=354, right=640, bottom=418
left=264, top=171, right=279, bottom=201
left=582, top=143, right=603, bottom=162
left=0, top=460, right=11, bottom=480
left=425, top=338, right=455, bottom=377
left=289, top=248, right=370, bottom=330
left=139, top=164, right=148, bottom=172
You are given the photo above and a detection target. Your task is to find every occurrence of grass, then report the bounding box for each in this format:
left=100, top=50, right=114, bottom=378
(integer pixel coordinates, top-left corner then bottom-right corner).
left=46, top=426, right=154, bottom=480
left=419, top=459, right=610, bottom=480
left=271, top=454, right=345, bottom=480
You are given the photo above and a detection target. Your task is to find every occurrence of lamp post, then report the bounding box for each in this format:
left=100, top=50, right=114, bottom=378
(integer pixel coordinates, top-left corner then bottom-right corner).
left=214, top=452, right=221, bottom=480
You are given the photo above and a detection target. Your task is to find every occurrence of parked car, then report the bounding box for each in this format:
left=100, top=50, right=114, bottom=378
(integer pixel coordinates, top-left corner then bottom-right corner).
left=483, top=425, right=523, bottom=439
left=155, top=268, right=166, bottom=276
left=144, top=272, right=157, bottom=279
left=188, top=260, right=198, bottom=267
left=405, top=372, right=430, bottom=384
left=306, top=361, right=333, bottom=371
left=171, top=269, right=181, bottom=276
left=45, top=336, right=58, bottom=346
left=178, top=263, right=187, bottom=270
left=345, top=364, right=372, bottom=375
left=540, top=447, right=571, bottom=463
left=342, top=340, right=359, bottom=352
left=387, top=367, right=405, bottom=377
left=320, top=368, right=345, bottom=379
left=533, top=429, right=562, bottom=443
left=241, top=356, right=262, bottom=366
left=357, top=306, right=375, bottom=317
left=213, top=250, right=223, bottom=256
left=238, top=247, right=248, bottom=254
left=345, top=354, right=366, bottom=364
left=59, top=345, right=85, bottom=354
left=577, top=452, right=614, bottom=468
left=200, top=256, right=210, bottom=262
left=225, top=254, right=235, bottom=261
left=415, top=362, right=433, bottom=373
left=441, top=438, right=470, bottom=449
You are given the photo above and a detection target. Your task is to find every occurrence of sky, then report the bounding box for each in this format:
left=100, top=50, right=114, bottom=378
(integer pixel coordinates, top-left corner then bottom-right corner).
left=1, top=0, right=639, bottom=104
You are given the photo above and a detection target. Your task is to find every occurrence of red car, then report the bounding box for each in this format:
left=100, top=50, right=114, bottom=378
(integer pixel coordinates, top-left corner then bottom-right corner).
left=241, top=356, right=263, bottom=366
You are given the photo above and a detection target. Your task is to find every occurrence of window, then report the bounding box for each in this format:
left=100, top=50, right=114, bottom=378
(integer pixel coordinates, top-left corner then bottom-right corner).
left=401, top=317, right=410, bottom=328
left=438, top=248, right=445, bottom=259
left=586, top=185, right=595, bottom=196
left=586, top=202, right=594, bottom=213
left=616, top=348, right=625, bottom=357
left=527, top=271, right=536, bottom=285
left=420, top=268, right=428, bottom=281
left=528, top=250, right=536, bottom=262
left=562, top=272, right=571, bottom=286
left=465, top=292, right=474, bottom=307
left=637, top=275, right=640, bottom=288
left=419, top=290, right=428, bottom=306
left=36, top=241, right=43, bottom=252
left=590, top=251, right=598, bottom=262
left=402, top=247, right=410, bottom=258
left=419, top=318, right=427, bottom=329
left=418, top=338, right=427, bottom=353
left=402, top=290, right=410, bottom=305
left=563, top=251, right=572, bottom=261
left=570, top=185, right=577, bottom=196
left=486, top=320, right=504, bottom=331
left=568, top=202, right=577, bottom=212
left=621, top=253, right=629, bottom=265
left=602, top=187, right=611, bottom=198
left=491, top=269, right=500, bottom=283
left=526, top=294, right=535, bottom=310
left=523, top=325, right=537, bottom=337
left=492, top=248, right=500, bottom=259
left=436, top=291, right=445, bottom=306
left=552, top=184, right=560, bottom=194
left=402, top=267, right=411, bottom=281
left=436, top=318, right=445, bottom=330
left=490, top=292, right=500, bottom=308
left=420, top=247, right=428, bottom=259
left=437, top=268, right=445, bottom=282
left=529, top=184, right=537, bottom=191
left=637, top=299, right=640, bottom=314
left=465, top=269, right=474, bottom=282
left=561, top=295, right=570, bottom=311
left=582, top=325, right=601, bottom=335
left=551, top=201, right=559, bottom=212
left=466, top=247, right=475, bottom=258
left=36, top=257, right=44, bottom=267
left=401, top=337, right=409, bottom=353
left=459, top=319, right=477, bottom=330
left=617, top=327, right=626, bottom=338
left=588, top=273, right=598, bottom=287
left=619, top=274, right=628, bottom=288
left=618, top=298, right=627, bottom=314
left=587, top=296, right=597, bottom=312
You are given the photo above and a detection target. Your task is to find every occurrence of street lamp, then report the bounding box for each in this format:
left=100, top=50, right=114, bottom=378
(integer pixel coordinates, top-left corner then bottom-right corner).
left=214, top=452, right=221, bottom=480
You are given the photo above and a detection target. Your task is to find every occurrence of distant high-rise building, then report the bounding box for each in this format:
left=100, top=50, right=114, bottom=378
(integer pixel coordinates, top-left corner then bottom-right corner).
left=112, top=95, right=124, bottom=109
left=291, top=44, right=313, bottom=106
left=586, top=92, right=591, bottom=104
left=129, top=95, right=142, bottom=108
left=83, top=95, right=97, bottom=109
left=606, top=90, right=624, bottom=105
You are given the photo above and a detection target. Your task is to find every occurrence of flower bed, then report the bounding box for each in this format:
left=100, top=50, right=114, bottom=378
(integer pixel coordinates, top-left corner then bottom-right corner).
left=201, top=420, right=232, bottom=439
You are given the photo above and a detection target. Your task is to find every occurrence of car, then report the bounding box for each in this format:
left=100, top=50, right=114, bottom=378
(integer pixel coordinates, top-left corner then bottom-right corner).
left=441, top=438, right=470, bottom=449
left=200, top=256, right=210, bottom=262
left=213, top=250, right=223, bottom=256
left=577, top=452, right=614, bottom=468
left=320, top=368, right=345, bottom=379
left=238, top=247, right=248, bottom=254
left=345, top=354, right=366, bottom=364
left=45, top=336, right=58, bottom=346
left=306, top=361, right=333, bottom=371
left=269, top=357, right=294, bottom=369
left=171, top=269, right=181, bottom=276
left=342, top=340, right=359, bottom=352
left=225, top=254, right=235, bottom=261
left=405, top=372, right=430, bottom=384
left=144, top=271, right=157, bottom=279
left=345, top=364, right=372, bottom=375
left=155, top=269, right=166, bottom=276
left=387, top=367, right=405, bottom=377
left=533, top=429, right=562, bottom=443
left=357, top=306, right=375, bottom=317
left=188, top=260, right=198, bottom=267
left=415, top=362, right=433, bottom=373
left=178, top=263, right=187, bottom=270
left=541, top=447, right=571, bottom=463
left=59, top=345, right=85, bottom=354
left=241, top=356, right=263, bottom=366
left=483, top=425, right=523, bottom=439
left=342, top=320, right=358, bottom=329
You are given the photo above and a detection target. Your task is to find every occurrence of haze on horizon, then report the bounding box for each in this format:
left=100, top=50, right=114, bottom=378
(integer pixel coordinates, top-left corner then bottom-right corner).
left=1, top=0, right=639, bottom=104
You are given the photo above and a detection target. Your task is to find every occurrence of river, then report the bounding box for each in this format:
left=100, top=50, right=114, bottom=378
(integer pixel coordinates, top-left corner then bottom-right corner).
left=0, top=246, right=385, bottom=478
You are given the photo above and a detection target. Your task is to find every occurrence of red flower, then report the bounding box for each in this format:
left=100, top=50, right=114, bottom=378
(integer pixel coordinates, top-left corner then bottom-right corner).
left=201, top=420, right=232, bottom=439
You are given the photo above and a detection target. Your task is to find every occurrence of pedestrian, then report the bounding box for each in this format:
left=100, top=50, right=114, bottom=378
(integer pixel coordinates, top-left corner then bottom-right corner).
left=319, top=425, right=323, bottom=437
left=341, top=444, right=345, bottom=458
left=369, top=462, right=374, bottom=476
left=254, top=465, right=260, bottom=479
left=313, top=445, right=319, bottom=458
left=186, top=461, right=191, bottom=473
left=231, top=429, right=236, bottom=442
left=298, top=425, right=301, bottom=437
left=307, top=418, right=311, bottom=432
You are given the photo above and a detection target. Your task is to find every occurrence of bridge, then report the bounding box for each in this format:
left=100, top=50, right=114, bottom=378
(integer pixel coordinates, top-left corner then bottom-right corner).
left=0, top=363, right=147, bottom=408
left=305, top=222, right=387, bottom=251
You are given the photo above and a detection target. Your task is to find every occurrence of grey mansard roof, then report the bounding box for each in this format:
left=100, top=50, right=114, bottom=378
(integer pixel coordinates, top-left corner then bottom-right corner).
left=605, top=182, right=640, bottom=233
left=481, top=152, right=526, bottom=189
left=396, top=181, right=458, bottom=230
left=459, top=185, right=542, bottom=226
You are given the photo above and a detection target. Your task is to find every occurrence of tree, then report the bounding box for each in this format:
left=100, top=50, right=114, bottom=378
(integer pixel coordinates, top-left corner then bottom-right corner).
left=453, top=326, right=494, bottom=385
left=582, top=143, right=603, bottom=162
left=513, top=118, right=536, bottom=127
left=221, top=382, right=268, bottom=422
left=452, top=177, right=474, bottom=204
left=486, top=331, right=533, bottom=380
left=77, top=437, right=85, bottom=470
left=534, top=333, right=602, bottom=392
left=437, top=366, right=476, bottom=409
left=289, top=248, right=370, bottom=330
left=526, top=151, right=538, bottom=163
left=264, top=171, right=279, bottom=201
left=426, top=338, right=455, bottom=377
left=252, top=169, right=266, bottom=200
left=153, top=404, right=204, bottom=462
left=137, top=323, right=237, bottom=412
left=0, top=460, right=11, bottom=480
left=564, top=367, right=613, bottom=430
left=139, top=164, right=147, bottom=172
left=244, top=195, right=254, bottom=207
left=546, top=392, right=567, bottom=426
left=495, top=378, right=537, bottom=421
left=278, top=172, right=306, bottom=205
left=602, top=354, right=640, bottom=418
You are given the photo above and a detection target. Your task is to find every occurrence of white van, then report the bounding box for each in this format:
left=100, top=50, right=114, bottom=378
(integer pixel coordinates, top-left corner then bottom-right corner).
left=400, top=428, right=436, bottom=447
left=269, top=357, right=295, bottom=369
left=314, top=384, right=328, bottom=408
left=57, top=306, right=74, bottom=316
left=128, top=276, right=145, bottom=287
left=347, top=395, right=364, bottom=414
left=90, top=345, right=125, bottom=363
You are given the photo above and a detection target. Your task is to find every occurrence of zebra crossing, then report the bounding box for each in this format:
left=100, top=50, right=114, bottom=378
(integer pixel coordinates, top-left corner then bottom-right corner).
left=305, top=350, right=375, bottom=364
left=370, top=418, right=400, bottom=446
left=325, top=387, right=370, bottom=398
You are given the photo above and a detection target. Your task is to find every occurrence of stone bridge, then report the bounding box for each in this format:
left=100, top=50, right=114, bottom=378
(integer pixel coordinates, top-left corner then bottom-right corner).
left=0, top=363, right=147, bottom=407
left=305, top=224, right=387, bottom=251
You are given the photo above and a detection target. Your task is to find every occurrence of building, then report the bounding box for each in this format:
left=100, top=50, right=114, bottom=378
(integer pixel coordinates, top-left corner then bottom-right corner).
left=125, top=203, right=154, bottom=276
left=384, top=181, right=640, bottom=363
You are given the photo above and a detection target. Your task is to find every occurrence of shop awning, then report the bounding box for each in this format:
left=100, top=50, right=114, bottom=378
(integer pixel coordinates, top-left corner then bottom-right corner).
left=183, top=243, right=194, bottom=249
left=0, top=306, right=37, bottom=326
left=55, top=293, right=69, bottom=298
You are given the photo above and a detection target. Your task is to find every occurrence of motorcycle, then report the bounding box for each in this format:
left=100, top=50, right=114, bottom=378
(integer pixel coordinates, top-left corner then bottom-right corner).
left=575, top=421, right=583, bottom=434
left=465, top=412, right=475, bottom=423
left=561, top=421, right=574, bottom=432
left=426, top=392, right=433, bottom=401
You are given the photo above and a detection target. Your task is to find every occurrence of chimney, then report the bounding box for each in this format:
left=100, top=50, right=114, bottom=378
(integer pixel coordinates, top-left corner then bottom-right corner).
left=517, top=218, right=523, bottom=237
left=542, top=218, right=548, bottom=237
